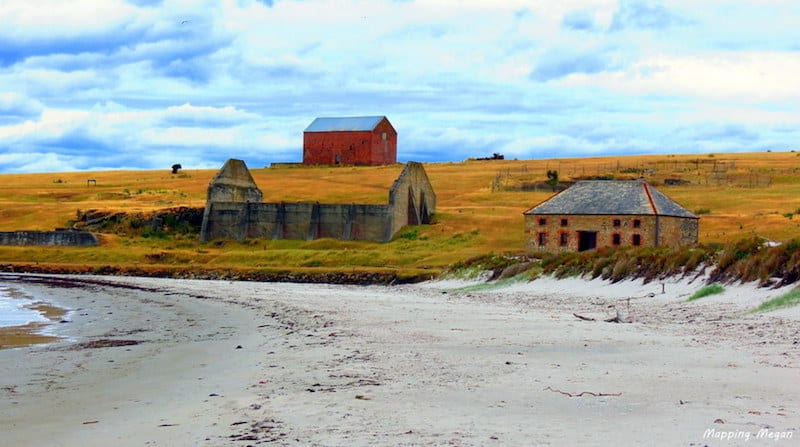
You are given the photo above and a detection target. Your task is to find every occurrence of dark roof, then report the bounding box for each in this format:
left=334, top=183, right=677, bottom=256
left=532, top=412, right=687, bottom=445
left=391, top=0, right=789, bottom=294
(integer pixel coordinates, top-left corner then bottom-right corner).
left=304, top=116, right=388, bottom=132
left=523, top=180, right=698, bottom=218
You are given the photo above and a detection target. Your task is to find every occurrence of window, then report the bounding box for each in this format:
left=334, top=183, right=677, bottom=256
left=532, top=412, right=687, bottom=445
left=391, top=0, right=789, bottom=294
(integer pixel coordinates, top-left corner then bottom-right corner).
left=560, top=218, right=568, bottom=227
left=538, top=218, right=547, bottom=226
left=559, top=232, right=568, bottom=246
left=537, top=232, right=547, bottom=246
left=612, top=219, right=621, bottom=227
left=633, top=219, right=641, bottom=228
left=632, top=234, right=642, bottom=246
left=612, top=233, right=621, bottom=246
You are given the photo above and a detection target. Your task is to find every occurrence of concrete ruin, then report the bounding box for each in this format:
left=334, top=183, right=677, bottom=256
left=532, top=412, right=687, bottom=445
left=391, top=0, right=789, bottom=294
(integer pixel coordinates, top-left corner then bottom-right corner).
left=0, top=230, right=99, bottom=246
left=200, top=159, right=435, bottom=243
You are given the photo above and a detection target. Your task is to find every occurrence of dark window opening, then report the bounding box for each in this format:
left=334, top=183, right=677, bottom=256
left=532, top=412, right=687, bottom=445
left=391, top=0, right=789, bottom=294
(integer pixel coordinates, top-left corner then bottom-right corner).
left=633, top=219, right=641, bottom=228
left=560, top=218, right=568, bottom=226
left=632, top=234, right=642, bottom=246
left=538, top=218, right=547, bottom=226
left=612, top=233, right=621, bottom=246
left=613, top=219, right=621, bottom=227
left=559, top=233, right=568, bottom=246
left=537, top=232, right=547, bottom=246
left=578, top=231, right=597, bottom=252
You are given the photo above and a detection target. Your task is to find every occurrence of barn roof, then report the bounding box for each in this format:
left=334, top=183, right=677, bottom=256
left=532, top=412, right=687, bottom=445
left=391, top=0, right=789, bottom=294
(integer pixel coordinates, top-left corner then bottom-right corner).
left=304, top=116, right=388, bottom=132
left=523, top=180, right=697, bottom=218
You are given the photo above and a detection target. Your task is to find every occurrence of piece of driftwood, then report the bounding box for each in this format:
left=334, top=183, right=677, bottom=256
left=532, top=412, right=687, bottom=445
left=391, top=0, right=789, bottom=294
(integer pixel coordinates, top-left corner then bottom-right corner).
left=573, top=308, right=631, bottom=323
left=604, top=308, right=629, bottom=323
left=544, top=386, right=622, bottom=397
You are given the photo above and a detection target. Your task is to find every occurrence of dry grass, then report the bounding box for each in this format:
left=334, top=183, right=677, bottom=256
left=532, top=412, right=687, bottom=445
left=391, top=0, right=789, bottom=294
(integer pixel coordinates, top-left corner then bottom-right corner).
left=1, top=152, right=799, bottom=275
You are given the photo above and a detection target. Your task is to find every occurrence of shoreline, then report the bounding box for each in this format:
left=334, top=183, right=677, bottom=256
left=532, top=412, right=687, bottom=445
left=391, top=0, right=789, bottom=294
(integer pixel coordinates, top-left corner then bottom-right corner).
left=0, top=263, right=436, bottom=285
left=0, top=273, right=797, bottom=446
left=0, top=279, right=70, bottom=349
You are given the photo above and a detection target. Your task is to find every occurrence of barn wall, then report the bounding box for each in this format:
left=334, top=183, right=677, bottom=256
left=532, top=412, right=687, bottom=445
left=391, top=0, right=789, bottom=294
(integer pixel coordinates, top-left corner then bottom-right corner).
left=302, top=118, right=397, bottom=166
left=303, top=130, right=375, bottom=165
left=369, top=119, right=397, bottom=165
left=524, top=214, right=697, bottom=252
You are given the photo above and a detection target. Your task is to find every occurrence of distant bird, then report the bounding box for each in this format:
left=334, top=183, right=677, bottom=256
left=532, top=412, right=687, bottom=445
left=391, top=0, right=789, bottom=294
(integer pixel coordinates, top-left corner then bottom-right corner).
left=180, top=19, right=191, bottom=25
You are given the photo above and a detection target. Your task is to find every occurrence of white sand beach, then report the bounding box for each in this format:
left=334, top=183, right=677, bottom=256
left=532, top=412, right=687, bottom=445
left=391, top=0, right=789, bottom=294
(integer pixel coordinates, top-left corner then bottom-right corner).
left=0, top=273, right=797, bottom=446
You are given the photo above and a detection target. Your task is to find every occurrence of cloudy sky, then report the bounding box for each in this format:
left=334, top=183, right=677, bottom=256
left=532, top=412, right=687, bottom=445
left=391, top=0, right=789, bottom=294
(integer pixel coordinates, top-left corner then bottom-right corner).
left=1, top=0, right=799, bottom=173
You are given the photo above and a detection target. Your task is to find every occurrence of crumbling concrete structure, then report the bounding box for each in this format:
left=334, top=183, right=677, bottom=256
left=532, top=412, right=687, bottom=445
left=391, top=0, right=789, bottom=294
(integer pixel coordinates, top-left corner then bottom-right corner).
left=0, top=230, right=99, bottom=246
left=200, top=159, right=435, bottom=243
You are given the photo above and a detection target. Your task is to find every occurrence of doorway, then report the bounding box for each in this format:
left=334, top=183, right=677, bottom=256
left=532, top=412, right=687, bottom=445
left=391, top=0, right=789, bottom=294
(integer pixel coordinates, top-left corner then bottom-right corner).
left=578, top=231, right=597, bottom=252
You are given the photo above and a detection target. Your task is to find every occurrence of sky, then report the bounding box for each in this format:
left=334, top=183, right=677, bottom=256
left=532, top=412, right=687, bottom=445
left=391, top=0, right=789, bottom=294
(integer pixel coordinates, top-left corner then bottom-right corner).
left=1, top=0, right=799, bottom=173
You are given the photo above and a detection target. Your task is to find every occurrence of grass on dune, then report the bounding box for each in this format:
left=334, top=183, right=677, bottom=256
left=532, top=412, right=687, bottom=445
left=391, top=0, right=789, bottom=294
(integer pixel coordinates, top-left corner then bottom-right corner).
left=750, top=288, right=800, bottom=313
left=687, top=283, right=725, bottom=301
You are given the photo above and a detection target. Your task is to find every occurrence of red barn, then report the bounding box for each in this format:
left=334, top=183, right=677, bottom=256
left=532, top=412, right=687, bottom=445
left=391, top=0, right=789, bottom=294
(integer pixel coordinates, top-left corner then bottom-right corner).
left=303, top=116, right=397, bottom=166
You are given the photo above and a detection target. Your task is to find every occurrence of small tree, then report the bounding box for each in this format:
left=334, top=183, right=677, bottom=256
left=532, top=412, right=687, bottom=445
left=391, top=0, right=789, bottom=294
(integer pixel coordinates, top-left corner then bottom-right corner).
left=171, top=163, right=182, bottom=174
left=546, top=169, right=559, bottom=191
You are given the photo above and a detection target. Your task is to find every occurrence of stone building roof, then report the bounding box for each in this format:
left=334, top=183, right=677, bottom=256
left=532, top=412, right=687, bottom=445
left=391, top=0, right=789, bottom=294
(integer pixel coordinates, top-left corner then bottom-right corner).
left=523, top=180, right=697, bottom=219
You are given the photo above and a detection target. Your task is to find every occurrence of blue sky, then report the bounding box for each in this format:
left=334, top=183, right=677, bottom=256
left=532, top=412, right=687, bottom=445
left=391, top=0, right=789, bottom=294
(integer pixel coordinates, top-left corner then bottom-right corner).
left=1, top=0, right=799, bottom=173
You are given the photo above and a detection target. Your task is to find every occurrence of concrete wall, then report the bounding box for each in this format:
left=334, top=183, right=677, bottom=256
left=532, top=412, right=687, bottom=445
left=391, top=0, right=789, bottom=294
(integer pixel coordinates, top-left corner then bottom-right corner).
left=525, top=214, right=698, bottom=253
left=0, top=230, right=99, bottom=246
left=200, top=160, right=434, bottom=243
left=387, top=161, right=436, bottom=236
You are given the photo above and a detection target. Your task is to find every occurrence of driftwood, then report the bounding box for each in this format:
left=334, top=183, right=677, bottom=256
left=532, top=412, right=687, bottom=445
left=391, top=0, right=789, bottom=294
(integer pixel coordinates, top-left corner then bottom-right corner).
left=604, top=307, right=629, bottom=323
left=544, top=386, right=622, bottom=397
left=573, top=292, right=657, bottom=323
left=572, top=308, right=631, bottom=323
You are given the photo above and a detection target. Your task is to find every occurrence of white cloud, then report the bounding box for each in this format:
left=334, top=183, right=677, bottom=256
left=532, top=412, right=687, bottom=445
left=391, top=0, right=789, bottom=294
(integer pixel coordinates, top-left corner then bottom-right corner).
left=0, top=0, right=799, bottom=172
left=0, top=0, right=137, bottom=38
left=561, top=52, right=800, bottom=102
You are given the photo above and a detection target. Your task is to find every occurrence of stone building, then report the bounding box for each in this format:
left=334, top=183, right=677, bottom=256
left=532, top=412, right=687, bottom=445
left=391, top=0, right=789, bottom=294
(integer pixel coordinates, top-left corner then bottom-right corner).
left=303, top=116, right=397, bottom=166
left=200, top=159, right=435, bottom=243
left=523, top=180, right=698, bottom=252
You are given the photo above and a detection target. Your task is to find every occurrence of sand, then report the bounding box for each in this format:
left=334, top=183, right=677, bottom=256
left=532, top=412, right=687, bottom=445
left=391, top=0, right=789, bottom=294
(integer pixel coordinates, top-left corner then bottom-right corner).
left=0, top=273, right=797, bottom=446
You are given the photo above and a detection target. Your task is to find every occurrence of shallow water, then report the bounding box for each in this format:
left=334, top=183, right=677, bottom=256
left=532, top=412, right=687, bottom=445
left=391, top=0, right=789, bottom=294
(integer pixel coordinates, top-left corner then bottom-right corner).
left=0, top=285, right=52, bottom=328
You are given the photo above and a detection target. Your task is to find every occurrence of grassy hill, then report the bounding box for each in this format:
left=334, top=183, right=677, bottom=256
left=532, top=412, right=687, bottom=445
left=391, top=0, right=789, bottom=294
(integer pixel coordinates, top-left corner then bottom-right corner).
left=1, top=152, right=799, bottom=281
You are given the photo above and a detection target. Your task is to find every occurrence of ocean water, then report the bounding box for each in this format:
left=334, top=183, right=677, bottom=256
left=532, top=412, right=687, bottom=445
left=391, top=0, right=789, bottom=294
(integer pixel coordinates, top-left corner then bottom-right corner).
left=0, top=285, right=51, bottom=328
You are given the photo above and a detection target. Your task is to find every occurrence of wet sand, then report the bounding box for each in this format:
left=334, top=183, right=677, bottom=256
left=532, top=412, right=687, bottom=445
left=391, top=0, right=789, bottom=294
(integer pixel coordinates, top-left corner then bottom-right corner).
left=0, top=273, right=797, bottom=446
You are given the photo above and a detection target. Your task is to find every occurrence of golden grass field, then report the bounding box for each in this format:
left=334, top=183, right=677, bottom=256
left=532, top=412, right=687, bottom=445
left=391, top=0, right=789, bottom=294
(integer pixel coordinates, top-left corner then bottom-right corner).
left=0, top=151, right=799, bottom=277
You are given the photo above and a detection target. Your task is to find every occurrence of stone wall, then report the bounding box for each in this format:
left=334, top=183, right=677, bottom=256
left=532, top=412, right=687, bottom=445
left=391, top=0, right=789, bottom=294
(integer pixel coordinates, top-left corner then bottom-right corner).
left=0, top=230, right=99, bottom=246
left=200, top=160, right=435, bottom=243
left=525, top=214, right=698, bottom=252
left=658, top=215, right=700, bottom=247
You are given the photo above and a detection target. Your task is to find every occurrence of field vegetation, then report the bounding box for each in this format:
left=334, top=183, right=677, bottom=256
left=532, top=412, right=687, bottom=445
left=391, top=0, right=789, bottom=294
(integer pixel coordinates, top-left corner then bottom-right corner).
left=1, top=152, right=799, bottom=283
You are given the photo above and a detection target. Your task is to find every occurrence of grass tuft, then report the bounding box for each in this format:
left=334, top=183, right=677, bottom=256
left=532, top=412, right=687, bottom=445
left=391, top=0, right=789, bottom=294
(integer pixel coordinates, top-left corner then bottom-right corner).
left=750, top=287, right=800, bottom=313
left=687, top=283, right=725, bottom=301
